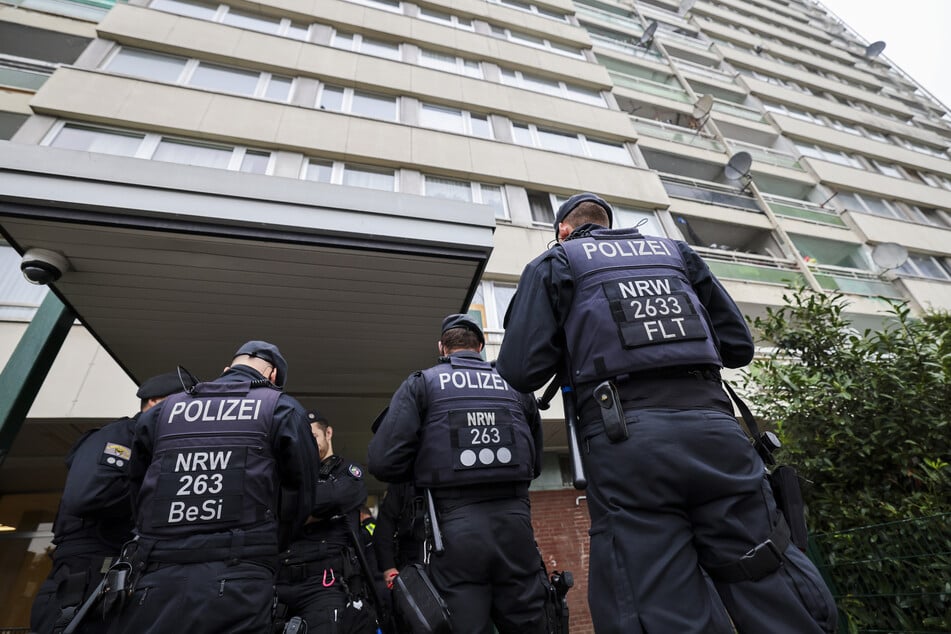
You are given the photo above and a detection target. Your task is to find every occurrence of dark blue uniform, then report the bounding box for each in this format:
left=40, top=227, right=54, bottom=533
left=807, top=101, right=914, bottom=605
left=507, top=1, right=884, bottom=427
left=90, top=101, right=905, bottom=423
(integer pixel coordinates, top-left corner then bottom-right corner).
left=497, top=223, right=837, bottom=634
left=368, top=351, right=548, bottom=634
left=276, top=454, right=375, bottom=634
left=109, top=364, right=320, bottom=634
left=375, top=482, right=426, bottom=574
left=30, top=417, right=138, bottom=634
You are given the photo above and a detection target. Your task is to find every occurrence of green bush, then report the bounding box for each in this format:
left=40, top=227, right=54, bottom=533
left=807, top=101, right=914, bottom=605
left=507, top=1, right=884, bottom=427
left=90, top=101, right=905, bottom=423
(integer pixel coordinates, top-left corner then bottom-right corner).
left=745, top=287, right=951, bottom=631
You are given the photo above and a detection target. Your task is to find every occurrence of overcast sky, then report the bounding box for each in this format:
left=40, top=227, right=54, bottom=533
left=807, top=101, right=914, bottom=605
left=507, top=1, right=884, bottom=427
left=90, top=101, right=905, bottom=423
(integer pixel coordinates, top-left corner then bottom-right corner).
left=816, top=0, right=951, bottom=109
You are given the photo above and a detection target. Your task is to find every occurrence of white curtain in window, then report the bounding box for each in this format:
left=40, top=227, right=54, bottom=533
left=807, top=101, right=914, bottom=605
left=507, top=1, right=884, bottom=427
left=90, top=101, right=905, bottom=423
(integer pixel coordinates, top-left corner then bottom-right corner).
left=153, top=139, right=232, bottom=169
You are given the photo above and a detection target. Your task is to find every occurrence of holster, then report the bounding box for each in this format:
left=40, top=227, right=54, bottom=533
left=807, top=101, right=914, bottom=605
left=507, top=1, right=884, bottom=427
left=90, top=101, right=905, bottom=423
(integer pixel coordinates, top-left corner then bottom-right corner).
left=594, top=380, right=628, bottom=443
left=769, top=465, right=808, bottom=550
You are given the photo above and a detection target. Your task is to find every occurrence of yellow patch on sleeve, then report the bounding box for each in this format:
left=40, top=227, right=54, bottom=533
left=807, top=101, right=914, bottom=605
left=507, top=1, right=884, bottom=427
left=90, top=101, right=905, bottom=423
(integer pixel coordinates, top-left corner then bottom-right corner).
left=103, top=443, right=131, bottom=460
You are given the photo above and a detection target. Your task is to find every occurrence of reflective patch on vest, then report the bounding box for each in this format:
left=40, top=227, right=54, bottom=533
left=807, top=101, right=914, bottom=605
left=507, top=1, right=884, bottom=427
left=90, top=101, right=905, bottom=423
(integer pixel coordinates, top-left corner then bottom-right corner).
left=152, top=446, right=247, bottom=527
left=603, top=275, right=708, bottom=348
left=449, top=409, right=516, bottom=470
left=99, top=442, right=131, bottom=470
left=349, top=464, right=363, bottom=479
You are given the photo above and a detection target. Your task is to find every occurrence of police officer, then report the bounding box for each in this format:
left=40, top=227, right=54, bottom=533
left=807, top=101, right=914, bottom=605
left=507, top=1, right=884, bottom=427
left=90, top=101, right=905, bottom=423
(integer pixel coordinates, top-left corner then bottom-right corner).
left=108, top=341, right=321, bottom=634
left=368, top=314, right=548, bottom=634
left=30, top=371, right=185, bottom=634
left=276, top=412, right=376, bottom=634
left=374, top=481, right=426, bottom=590
left=496, top=193, right=838, bottom=633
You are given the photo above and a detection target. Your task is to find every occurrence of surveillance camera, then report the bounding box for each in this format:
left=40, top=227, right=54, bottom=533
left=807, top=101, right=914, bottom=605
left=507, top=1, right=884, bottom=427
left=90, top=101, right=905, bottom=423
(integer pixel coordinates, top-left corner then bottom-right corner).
left=20, top=248, right=70, bottom=286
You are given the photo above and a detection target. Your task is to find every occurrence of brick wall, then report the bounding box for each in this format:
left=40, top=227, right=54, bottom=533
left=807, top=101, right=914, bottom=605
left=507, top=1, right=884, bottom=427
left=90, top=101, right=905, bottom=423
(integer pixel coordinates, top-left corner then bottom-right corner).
left=530, top=489, right=593, bottom=634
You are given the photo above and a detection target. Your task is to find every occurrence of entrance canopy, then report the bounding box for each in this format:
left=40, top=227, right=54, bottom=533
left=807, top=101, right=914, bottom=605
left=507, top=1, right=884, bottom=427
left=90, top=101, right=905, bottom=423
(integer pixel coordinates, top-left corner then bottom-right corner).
left=0, top=141, right=495, bottom=483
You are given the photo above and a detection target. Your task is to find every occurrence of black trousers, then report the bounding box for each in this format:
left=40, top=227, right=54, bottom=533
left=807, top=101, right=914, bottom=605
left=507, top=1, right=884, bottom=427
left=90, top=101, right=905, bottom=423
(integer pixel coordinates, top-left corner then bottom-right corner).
left=427, top=496, right=548, bottom=634
left=106, top=560, right=275, bottom=634
left=583, top=407, right=838, bottom=634
left=31, top=555, right=111, bottom=634
left=276, top=557, right=377, bottom=634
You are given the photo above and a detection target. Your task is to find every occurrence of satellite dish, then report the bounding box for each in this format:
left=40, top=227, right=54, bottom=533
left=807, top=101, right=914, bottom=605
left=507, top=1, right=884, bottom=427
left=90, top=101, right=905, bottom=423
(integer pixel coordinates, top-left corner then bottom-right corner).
left=871, top=242, right=908, bottom=270
left=723, top=151, right=752, bottom=181
left=864, top=41, right=886, bottom=59
left=636, top=21, right=658, bottom=48
left=692, top=94, right=714, bottom=120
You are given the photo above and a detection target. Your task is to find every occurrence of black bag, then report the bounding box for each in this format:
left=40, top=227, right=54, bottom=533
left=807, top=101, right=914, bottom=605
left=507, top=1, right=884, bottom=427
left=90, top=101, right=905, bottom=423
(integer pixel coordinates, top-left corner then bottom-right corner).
left=392, top=563, right=451, bottom=634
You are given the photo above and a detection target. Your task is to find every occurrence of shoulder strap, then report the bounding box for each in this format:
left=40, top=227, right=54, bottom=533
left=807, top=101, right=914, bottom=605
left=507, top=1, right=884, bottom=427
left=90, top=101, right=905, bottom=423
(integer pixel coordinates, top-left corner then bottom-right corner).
left=722, top=380, right=760, bottom=438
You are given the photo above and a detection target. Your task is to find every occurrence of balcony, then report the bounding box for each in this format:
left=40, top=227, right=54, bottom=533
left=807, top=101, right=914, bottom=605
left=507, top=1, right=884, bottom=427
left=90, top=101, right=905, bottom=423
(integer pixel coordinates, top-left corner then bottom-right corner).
left=726, top=140, right=804, bottom=171
left=695, top=247, right=804, bottom=286
left=630, top=116, right=724, bottom=152
left=812, top=264, right=903, bottom=299
left=608, top=71, right=691, bottom=103
left=590, top=34, right=664, bottom=62
left=0, top=56, right=55, bottom=92
left=760, top=194, right=848, bottom=228
left=673, top=58, right=737, bottom=85
left=575, top=3, right=644, bottom=32
left=662, top=175, right=762, bottom=213
left=711, top=98, right=766, bottom=122
left=0, top=0, right=115, bottom=20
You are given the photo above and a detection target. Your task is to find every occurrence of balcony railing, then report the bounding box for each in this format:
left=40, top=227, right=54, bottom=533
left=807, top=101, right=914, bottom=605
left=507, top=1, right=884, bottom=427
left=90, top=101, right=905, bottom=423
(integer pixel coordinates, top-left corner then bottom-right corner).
left=673, top=58, right=737, bottom=84
left=661, top=175, right=762, bottom=213
left=575, top=3, right=644, bottom=32
left=711, top=98, right=765, bottom=122
left=630, top=116, right=724, bottom=152
left=811, top=264, right=903, bottom=299
left=656, top=27, right=713, bottom=52
left=760, top=194, right=848, bottom=228
left=590, top=34, right=663, bottom=61
left=0, top=56, right=55, bottom=92
left=0, top=0, right=115, bottom=19
left=608, top=71, right=691, bottom=103
left=727, top=140, right=804, bottom=171
left=695, top=247, right=804, bottom=286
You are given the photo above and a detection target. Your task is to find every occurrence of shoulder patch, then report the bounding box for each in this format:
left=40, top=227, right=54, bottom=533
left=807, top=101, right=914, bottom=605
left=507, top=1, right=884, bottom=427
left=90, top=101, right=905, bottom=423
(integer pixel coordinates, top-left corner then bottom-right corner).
left=349, top=464, right=363, bottom=479
left=99, top=442, right=131, bottom=470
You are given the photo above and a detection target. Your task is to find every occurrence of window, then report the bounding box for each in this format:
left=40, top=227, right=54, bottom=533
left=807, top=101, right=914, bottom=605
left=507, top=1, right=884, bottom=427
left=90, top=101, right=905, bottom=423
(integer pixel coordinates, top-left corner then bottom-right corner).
left=48, top=125, right=143, bottom=156
left=418, top=48, right=482, bottom=79
left=833, top=190, right=904, bottom=219
left=527, top=190, right=555, bottom=225
left=488, top=0, right=567, bottom=21
left=149, top=0, right=311, bottom=40
left=46, top=122, right=272, bottom=173
left=318, top=85, right=398, bottom=121
left=343, top=164, right=395, bottom=190
left=153, top=139, right=233, bottom=169
left=190, top=62, right=260, bottom=94
left=471, top=280, right=518, bottom=331
left=106, top=48, right=187, bottom=83
left=511, top=123, right=632, bottom=164
left=330, top=31, right=401, bottom=60
left=489, top=25, right=584, bottom=59
left=303, top=159, right=396, bottom=191
left=422, top=175, right=507, bottom=219
left=794, top=142, right=862, bottom=168
left=897, top=254, right=951, bottom=280
left=343, top=0, right=401, bottom=11
left=871, top=160, right=904, bottom=179
left=105, top=48, right=295, bottom=102
left=418, top=6, right=474, bottom=30
left=613, top=205, right=664, bottom=236
left=419, top=104, right=492, bottom=138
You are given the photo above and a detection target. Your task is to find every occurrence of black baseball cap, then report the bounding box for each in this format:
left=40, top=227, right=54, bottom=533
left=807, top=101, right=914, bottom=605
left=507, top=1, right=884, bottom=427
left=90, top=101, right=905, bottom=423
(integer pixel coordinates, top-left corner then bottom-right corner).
left=136, top=371, right=187, bottom=400
left=440, top=313, right=485, bottom=345
left=234, top=340, right=288, bottom=387
left=553, top=192, right=613, bottom=237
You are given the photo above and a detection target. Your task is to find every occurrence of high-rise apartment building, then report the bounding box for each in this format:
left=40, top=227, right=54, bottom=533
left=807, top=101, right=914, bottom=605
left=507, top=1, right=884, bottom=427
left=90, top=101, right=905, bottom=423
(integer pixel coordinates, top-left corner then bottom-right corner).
left=1, top=0, right=949, bottom=626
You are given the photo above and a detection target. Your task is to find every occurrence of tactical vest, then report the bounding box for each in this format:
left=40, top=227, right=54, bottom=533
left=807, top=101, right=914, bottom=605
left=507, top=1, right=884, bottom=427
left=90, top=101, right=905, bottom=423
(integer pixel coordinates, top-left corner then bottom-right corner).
left=136, top=381, right=281, bottom=540
left=414, top=355, right=535, bottom=488
left=562, top=228, right=722, bottom=385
